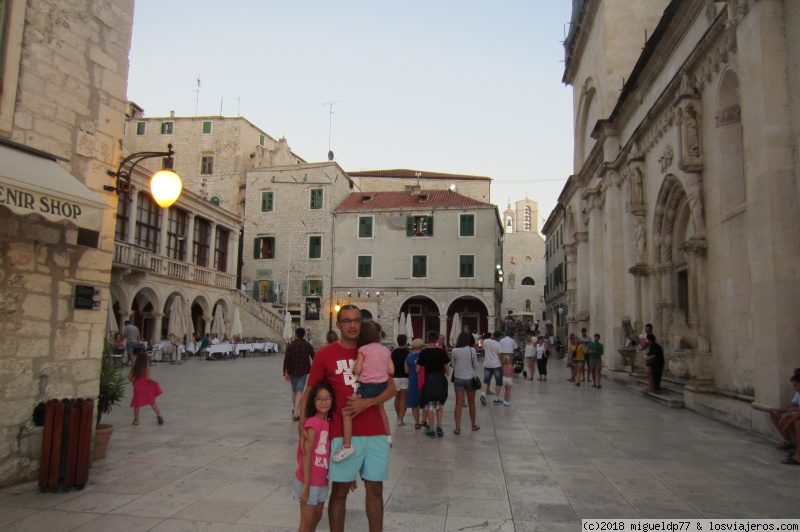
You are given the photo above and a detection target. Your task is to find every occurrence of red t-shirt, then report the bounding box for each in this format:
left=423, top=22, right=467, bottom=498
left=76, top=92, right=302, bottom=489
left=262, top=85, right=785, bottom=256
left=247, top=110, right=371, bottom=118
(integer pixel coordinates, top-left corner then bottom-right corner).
left=306, top=341, right=387, bottom=439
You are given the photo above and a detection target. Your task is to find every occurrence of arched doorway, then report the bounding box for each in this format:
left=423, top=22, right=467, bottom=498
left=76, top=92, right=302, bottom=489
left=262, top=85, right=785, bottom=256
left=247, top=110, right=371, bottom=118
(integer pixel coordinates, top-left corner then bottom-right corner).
left=445, top=296, right=489, bottom=346
left=398, top=296, right=441, bottom=341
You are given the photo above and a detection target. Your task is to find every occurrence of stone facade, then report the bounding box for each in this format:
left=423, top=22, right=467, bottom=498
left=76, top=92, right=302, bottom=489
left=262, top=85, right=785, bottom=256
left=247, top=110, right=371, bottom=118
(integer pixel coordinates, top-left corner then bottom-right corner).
left=122, top=110, right=305, bottom=218
left=241, top=162, right=354, bottom=338
left=500, top=198, right=546, bottom=328
left=542, top=203, right=568, bottom=339
left=332, top=190, right=503, bottom=342
left=557, top=0, right=800, bottom=436
left=0, top=0, right=134, bottom=486
left=109, top=168, right=283, bottom=344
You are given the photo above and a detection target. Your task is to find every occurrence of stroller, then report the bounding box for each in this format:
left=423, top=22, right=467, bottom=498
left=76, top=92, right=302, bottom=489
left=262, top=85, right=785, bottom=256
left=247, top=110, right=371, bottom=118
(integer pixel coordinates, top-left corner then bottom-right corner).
left=513, top=347, right=525, bottom=377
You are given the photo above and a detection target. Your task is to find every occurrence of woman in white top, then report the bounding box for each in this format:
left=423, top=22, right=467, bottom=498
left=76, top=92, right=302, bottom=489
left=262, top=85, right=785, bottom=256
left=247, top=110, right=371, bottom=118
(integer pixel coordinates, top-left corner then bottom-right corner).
left=450, top=332, right=481, bottom=434
left=523, top=333, right=536, bottom=381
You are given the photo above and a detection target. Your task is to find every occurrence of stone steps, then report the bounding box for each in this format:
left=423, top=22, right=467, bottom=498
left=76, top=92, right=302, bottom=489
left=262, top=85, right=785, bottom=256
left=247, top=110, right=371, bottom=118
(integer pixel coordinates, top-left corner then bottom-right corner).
left=625, top=373, right=687, bottom=408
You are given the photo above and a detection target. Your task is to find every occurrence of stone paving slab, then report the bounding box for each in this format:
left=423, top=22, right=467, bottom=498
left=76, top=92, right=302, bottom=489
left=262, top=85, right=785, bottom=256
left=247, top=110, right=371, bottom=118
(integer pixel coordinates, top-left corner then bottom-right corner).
left=1, top=356, right=799, bottom=531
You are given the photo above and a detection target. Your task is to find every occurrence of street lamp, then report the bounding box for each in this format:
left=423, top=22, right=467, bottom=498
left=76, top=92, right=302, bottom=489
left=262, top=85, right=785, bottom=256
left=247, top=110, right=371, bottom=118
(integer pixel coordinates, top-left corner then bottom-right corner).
left=105, top=144, right=182, bottom=208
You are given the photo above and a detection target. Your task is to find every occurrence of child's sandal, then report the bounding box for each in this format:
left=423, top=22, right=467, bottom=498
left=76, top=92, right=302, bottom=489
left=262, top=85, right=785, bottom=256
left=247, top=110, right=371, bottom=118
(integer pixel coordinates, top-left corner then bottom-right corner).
left=414, top=423, right=421, bottom=430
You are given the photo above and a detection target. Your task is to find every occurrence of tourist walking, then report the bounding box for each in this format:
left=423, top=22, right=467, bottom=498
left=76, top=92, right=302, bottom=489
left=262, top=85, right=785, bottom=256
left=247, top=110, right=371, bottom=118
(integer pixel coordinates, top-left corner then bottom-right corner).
left=587, top=334, right=605, bottom=388
left=523, top=333, right=536, bottom=380
left=284, top=327, right=315, bottom=422
left=391, top=335, right=410, bottom=427
left=535, top=336, right=550, bottom=381
left=450, top=332, right=480, bottom=434
left=501, top=356, right=514, bottom=406
left=123, top=320, right=140, bottom=367
left=405, top=338, right=424, bottom=429
left=417, top=331, right=450, bottom=438
left=480, top=331, right=503, bottom=405
left=128, top=348, right=164, bottom=426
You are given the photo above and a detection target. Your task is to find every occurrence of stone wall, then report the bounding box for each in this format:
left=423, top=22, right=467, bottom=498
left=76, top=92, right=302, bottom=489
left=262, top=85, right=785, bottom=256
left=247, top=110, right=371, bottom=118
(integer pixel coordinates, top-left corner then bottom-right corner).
left=0, top=0, right=134, bottom=486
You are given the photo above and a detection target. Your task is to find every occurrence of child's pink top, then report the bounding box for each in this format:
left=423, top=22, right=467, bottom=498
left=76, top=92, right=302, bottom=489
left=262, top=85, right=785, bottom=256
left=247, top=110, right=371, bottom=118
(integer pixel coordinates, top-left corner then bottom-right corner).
left=295, top=415, right=330, bottom=487
left=358, top=342, right=391, bottom=384
left=502, top=364, right=514, bottom=378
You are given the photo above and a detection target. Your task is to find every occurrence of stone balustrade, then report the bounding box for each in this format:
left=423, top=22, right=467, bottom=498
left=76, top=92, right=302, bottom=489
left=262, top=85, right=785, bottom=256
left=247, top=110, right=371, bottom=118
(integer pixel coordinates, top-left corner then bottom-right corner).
left=113, top=241, right=152, bottom=270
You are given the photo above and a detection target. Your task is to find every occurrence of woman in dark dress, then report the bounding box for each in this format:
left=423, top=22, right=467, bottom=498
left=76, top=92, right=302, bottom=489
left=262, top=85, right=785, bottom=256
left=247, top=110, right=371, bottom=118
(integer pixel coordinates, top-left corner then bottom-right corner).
left=417, top=331, right=450, bottom=438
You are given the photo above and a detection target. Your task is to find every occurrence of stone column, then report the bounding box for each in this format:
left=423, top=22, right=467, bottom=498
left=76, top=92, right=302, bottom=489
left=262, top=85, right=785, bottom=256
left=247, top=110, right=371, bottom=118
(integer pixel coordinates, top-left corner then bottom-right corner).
left=227, top=228, right=239, bottom=274
left=563, top=242, right=577, bottom=339
left=574, top=231, right=589, bottom=327
left=203, top=314, right=213, bottom=335
left=438, top=315, right=448, bottom=342
left=152, top=313, right=164, bottom=343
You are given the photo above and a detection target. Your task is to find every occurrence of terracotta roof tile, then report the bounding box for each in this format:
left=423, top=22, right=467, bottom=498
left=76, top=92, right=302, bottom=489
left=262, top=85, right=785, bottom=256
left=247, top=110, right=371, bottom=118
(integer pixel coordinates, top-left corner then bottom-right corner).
left=335, top=190, right=492, bottom=212
left=347, top=169, right=491, bottom=181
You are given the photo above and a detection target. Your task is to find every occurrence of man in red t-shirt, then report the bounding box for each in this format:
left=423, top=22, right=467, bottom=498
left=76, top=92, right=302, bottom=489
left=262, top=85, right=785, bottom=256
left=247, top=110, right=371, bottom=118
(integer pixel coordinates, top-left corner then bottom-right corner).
left=299, top=305, right=396, bottom=532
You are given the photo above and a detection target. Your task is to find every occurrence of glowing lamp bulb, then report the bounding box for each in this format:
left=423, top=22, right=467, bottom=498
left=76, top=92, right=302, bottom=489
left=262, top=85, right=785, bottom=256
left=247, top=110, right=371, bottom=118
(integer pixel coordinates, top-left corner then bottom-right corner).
left=334, top=304, right=341, bottom=312
left=151, top=169, right=182, bottom=208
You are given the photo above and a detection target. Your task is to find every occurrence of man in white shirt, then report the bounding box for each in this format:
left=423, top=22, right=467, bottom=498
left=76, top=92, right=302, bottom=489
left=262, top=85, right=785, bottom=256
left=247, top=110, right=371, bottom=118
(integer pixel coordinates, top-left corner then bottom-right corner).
left=480, top=331, right=503, bottom=405
left=499, top=333, right=517, bottom=359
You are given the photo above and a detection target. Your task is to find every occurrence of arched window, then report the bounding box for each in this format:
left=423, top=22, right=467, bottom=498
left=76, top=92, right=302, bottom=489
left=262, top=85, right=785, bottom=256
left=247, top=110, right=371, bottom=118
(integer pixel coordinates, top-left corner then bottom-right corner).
left=505, top=216, right=513, bottom=233
left=210, top=196, right=221, bottom=207
left=521, top=277, right=535, bottom=285
left=523, top=207, right=531, bottom=231
left=717, top=69, right=745, bottom=216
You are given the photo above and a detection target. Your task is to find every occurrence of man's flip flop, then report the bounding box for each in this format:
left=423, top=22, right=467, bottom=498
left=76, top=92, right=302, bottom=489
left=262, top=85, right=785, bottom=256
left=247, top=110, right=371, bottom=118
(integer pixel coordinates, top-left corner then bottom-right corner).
left=414, top=423, right=421, bottom=430
left=781, top=456, right=800, bottom=465
left=472, top=425, right=480, bottom=431
left=453, top=429, right=460, bottom=435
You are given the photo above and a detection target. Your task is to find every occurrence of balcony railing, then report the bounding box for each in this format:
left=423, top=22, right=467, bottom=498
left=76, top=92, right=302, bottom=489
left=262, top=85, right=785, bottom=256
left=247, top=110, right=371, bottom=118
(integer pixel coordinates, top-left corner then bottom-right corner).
left=113, top=241, right=152, bottom=270
left=114, top=241, right=236, bottom=290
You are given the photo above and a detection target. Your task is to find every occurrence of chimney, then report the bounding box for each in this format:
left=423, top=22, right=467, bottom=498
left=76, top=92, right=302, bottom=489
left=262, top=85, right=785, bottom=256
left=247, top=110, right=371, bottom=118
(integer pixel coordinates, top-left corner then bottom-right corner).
left=170, top=110, right=175, bottom=118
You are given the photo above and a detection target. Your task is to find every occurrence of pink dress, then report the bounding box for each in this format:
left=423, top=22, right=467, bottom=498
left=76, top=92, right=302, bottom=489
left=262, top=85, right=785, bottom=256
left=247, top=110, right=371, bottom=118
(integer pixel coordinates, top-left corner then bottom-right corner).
left=130, top=377, right=163, bottom=407
left=358, top=342, right=391, bottom=384
left=295, top=416, right=330, bottom=487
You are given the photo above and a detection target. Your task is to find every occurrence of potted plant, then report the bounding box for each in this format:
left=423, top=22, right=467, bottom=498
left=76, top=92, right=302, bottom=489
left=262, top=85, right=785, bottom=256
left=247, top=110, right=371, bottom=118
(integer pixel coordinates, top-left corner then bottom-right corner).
left=94, top=341, right=127, bottom=459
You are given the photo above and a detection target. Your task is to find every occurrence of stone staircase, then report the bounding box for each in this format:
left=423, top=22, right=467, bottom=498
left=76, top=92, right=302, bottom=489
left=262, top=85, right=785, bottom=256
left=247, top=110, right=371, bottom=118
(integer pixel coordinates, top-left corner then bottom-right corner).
left=622, top=374, right=686, bottom=408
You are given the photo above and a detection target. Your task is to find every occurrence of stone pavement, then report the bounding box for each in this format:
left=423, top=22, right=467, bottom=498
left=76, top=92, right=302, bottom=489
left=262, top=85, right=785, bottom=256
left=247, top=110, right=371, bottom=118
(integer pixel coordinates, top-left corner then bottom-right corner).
left=1, top=356, right=799, bottom=531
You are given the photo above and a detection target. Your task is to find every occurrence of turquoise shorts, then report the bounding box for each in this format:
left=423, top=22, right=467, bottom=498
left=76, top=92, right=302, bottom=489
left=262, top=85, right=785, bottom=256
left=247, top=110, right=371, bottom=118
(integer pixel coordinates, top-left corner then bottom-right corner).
left=328, top=436, right=389, bottom=483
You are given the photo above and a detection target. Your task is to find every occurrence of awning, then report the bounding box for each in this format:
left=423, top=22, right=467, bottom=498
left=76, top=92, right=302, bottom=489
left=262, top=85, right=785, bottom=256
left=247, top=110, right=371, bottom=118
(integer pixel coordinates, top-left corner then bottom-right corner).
left=0, top=142, right=108, bottom=231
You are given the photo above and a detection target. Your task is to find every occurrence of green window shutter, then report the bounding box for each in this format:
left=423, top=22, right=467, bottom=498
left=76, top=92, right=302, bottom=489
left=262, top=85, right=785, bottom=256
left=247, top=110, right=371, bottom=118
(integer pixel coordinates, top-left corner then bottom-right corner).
left=427, top=216, right=434, bottom=236
left=202, top=121, right=212, bottom=134
left=268, top=280, right=275, bottom=303
left=252, top=282, right=260, bottom=300
left=303, top=280, right=309, bottom=296
left=406, top=216, right=413, bottom=237
left=253, top=238, right=260, bottom=259
left=318, top=280, right=323, bottom=293
left=269, top=237, right=275, bottom=259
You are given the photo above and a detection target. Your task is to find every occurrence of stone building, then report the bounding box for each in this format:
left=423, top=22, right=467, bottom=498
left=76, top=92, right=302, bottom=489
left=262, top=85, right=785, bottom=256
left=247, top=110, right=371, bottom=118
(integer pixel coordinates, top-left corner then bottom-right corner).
left=499, top=198, right=546, bottom=328
left=348, top=169, right=492, bottom=203
left=122, top=108, right=306, bottom=217
left=109, top=167, right=283, bottom=344
left=542, top=203, right=567, bottom=339
left=556, top=0, right=800, bottom=436
left=241, top=162, right=355, bottom=343
left=0, top=0, right=134, bottom=486
left=332, top=189, right=504, bottom=343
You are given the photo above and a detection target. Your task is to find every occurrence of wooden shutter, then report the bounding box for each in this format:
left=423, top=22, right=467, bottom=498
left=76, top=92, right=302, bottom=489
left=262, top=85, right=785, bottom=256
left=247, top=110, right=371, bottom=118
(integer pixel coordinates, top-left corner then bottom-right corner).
left=426, top=216, right=434, bottom=236
left=252, top=282, right=260, bottom=300
left=253, top=238, right=260, bottom=259
left=303, top=280, right=309, bottom=296
left=406, top=216, right=413, bottom=236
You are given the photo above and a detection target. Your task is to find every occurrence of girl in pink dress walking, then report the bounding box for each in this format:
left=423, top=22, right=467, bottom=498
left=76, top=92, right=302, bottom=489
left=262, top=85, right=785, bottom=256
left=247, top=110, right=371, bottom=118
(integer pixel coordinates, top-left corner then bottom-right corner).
left=128, top=349, right=164, bottom=425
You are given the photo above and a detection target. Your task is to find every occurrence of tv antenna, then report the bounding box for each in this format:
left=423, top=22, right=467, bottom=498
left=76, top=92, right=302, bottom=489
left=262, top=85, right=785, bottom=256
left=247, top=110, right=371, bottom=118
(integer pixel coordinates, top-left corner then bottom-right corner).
left=194, top=76, right=201, bottom=116
left=235, top=94, right=250, bottom=116
left=323, top=101, right=342, bottom=161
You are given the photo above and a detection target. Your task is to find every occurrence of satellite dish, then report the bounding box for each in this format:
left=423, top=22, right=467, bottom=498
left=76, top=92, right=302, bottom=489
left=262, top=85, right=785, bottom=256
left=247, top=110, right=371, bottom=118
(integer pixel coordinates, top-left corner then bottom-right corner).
left=328, top=150, right=334, bottom=161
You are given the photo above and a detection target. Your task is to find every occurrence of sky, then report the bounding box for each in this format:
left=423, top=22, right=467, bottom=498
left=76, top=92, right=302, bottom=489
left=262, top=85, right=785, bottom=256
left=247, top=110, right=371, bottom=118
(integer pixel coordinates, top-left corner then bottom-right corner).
left=127, top=1, right=576, bottom=230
